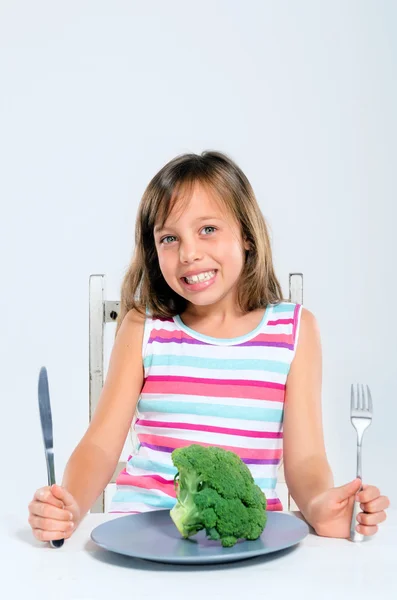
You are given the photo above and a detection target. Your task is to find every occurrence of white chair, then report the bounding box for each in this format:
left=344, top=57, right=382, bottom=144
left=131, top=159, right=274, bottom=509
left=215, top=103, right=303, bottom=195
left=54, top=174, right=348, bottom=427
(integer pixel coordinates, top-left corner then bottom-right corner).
left=88, top=273, right=303, bottom=513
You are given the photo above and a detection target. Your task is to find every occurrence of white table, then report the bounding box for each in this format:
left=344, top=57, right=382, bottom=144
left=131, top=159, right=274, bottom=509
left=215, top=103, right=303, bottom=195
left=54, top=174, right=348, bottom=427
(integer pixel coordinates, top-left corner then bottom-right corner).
left=2, top=510, right=396, bottom=600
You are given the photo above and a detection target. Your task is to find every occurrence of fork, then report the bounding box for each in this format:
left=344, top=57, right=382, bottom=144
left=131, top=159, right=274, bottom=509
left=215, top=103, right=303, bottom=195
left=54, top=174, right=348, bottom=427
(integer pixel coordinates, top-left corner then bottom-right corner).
left=350, top=383, right=373, bottom=542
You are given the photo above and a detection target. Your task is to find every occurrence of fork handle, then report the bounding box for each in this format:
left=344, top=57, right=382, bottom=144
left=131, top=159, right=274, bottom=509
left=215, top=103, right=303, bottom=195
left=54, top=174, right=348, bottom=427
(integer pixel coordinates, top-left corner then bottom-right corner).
left=356, top=442, right=363, bottom=480
left=350, top=498, right=364, bottom=542
left=350, top=442, right=365, bottom=542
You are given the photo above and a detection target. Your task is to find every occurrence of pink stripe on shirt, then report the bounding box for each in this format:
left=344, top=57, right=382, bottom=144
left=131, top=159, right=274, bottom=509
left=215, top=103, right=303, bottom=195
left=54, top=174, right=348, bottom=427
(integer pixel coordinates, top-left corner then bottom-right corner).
left=143, top=379, right=284, bottom=401
left=136, top=419, right=283, bottom=439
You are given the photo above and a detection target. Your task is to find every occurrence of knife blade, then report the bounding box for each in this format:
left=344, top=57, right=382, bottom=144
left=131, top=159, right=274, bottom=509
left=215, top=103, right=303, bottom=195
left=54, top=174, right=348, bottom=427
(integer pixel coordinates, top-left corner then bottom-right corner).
left=38, top=366, right=64, bottom=548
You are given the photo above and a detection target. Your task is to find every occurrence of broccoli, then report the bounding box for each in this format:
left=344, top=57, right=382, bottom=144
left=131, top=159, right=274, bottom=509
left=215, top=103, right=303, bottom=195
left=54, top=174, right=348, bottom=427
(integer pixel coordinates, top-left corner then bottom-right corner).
left=170, top=444, right=267, bottom=547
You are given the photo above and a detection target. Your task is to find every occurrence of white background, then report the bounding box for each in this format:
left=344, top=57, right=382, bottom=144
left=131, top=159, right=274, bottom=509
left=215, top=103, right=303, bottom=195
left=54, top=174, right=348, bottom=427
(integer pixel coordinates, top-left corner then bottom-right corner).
left=0, top=0, right=396, bottom=515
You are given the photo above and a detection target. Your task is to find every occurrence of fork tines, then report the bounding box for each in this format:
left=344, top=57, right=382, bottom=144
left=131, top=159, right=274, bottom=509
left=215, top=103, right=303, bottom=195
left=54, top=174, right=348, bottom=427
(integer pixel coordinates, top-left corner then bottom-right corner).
left=350, top=383, right=373, bottom=415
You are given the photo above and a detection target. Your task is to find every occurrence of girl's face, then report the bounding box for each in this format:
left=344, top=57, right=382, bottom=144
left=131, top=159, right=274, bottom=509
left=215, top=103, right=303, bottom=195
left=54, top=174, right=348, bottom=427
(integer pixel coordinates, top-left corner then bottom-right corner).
left=154, top=183, right=249, bottom=310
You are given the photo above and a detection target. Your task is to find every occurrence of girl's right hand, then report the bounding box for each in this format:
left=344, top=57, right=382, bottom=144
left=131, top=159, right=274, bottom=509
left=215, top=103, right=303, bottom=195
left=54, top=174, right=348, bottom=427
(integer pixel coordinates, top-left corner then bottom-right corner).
left=28, top=484, right=81, bottom=542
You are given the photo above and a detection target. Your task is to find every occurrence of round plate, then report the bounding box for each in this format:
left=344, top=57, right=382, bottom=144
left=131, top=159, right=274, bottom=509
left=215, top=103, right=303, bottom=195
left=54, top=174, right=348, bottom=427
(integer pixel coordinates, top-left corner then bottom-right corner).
left=91, top=510, right=309, bottom=565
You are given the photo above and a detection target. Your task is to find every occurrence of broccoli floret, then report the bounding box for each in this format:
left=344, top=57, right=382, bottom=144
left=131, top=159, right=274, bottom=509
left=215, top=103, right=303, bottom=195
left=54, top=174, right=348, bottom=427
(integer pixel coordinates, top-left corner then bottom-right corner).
left=170, top=445, right=267, bottom=547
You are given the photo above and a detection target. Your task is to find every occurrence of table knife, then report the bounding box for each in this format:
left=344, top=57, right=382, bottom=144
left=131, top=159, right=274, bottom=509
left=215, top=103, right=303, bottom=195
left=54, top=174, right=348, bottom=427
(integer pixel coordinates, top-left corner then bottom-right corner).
left=38, top=366, right=64, bottom=548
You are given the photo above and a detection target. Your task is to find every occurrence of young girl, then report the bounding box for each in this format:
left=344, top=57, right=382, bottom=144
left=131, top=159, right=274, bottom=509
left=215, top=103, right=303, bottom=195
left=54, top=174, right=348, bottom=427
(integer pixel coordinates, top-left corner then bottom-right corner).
left=28, top=151, right=389, bottom=542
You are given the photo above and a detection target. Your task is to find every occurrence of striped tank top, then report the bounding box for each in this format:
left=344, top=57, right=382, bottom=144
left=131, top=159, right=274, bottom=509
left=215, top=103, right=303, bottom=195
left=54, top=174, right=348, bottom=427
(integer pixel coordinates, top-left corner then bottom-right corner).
left=110, top=301, right=302, bottom=514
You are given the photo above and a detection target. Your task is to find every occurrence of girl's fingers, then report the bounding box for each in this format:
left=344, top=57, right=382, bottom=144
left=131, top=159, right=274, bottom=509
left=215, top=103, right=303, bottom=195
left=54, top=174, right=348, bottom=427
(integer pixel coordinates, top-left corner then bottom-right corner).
left=357, top=510, right=387, bottom=527
left=50, top=484, right=76, bottom=509
left=357, top=484, right=379, bottom=503
left=361, top=496, right=390, bottom=513
left=29, top=486, right=79, bottom=544
left=355, top=523, right=378, bottom=536
left=29, top=515, right=75, bottom=533
left=357, top=486, right=390, bottom=507
left=29, top=500, right=72, bottom=521
left=33, top=487, right=64, bottom=509
left=32, top=528, right=72, bottom=542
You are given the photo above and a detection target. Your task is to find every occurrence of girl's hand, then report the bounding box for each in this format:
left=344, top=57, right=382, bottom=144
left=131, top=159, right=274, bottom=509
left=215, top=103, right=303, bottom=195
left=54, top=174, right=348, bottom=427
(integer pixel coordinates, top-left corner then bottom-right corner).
left=354, top=483, right=390, bottom=536
left=28, top=484, right=81, bottom=543
left=306, top=478, right=390, bottom=538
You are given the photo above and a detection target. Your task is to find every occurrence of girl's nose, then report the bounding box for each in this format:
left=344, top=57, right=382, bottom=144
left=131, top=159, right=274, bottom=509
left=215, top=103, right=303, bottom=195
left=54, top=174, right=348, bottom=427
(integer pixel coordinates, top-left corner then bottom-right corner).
left=179, top=241, right=203, bottom=264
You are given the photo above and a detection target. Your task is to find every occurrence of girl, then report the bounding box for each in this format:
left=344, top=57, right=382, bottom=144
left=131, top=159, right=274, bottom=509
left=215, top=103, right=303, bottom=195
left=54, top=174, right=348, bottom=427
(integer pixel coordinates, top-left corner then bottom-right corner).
left=28, top=151, right=389, bottom=541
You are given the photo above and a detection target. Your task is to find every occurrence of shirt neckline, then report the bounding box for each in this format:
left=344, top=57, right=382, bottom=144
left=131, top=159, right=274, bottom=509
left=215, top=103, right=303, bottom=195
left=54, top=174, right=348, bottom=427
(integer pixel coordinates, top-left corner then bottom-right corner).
left=172, top=305, right=273, bottom=346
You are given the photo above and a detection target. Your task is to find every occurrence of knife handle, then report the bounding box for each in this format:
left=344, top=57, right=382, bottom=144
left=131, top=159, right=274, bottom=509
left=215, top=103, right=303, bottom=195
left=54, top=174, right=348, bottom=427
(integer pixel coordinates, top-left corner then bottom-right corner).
left=46, top=450, right=65, bottom=548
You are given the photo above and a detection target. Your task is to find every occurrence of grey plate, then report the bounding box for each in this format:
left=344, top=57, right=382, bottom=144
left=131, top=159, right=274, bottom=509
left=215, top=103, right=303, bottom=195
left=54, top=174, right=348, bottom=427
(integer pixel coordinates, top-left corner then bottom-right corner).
left=91, top=510, right=309, bottom=565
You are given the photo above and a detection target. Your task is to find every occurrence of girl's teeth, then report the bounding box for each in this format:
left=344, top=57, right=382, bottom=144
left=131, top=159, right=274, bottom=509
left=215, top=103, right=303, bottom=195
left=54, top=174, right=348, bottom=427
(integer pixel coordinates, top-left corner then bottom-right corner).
left=185, top=270, right=216, bottom=284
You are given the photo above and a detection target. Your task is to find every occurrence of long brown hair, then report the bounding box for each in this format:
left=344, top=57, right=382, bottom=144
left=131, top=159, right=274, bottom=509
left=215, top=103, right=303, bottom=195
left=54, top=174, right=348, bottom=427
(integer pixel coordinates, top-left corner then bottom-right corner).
left=116, top=151, right=286, bottom=335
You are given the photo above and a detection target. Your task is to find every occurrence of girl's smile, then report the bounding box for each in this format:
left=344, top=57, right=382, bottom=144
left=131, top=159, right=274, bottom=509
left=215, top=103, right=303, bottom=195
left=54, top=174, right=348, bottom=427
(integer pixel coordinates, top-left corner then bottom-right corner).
left=180, top=269, right=218, bottom=292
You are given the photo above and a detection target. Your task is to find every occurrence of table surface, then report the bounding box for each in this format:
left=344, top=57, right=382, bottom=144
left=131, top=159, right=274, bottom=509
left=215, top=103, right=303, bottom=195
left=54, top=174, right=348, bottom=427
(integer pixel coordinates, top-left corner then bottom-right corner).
left=2, top=509, right=396, bottom=600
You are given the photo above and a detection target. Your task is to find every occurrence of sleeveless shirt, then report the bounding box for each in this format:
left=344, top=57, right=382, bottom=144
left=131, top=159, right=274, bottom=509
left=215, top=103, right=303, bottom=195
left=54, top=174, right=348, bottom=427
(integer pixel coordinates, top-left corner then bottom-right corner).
left=109, top=301, right=302, bottom=513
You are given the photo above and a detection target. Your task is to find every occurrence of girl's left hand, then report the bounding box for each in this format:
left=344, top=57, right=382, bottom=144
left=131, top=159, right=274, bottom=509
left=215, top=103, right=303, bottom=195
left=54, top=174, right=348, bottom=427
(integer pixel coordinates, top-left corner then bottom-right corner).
left=306, top=478, right=390, bottom=538
left=354, top=483, right=390, bottom=536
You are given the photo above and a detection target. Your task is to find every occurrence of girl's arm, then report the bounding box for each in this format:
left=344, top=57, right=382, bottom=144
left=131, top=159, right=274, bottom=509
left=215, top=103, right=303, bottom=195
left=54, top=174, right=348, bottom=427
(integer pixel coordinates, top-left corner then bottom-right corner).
left=282, top=308, right=334, bottom=523
left=61, top=308, right=146, bottom=522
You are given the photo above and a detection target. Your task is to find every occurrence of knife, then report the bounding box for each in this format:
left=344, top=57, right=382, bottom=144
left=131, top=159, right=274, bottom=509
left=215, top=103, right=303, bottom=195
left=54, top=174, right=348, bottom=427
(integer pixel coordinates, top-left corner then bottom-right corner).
left=38, top=366, right=64, bottom=548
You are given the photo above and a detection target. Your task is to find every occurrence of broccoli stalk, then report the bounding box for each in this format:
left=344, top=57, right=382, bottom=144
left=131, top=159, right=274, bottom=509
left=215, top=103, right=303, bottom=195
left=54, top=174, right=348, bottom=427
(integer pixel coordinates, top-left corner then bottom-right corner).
left=170, top=470, right=204, bottom=537
left=170, top=445, right=267, bottom=547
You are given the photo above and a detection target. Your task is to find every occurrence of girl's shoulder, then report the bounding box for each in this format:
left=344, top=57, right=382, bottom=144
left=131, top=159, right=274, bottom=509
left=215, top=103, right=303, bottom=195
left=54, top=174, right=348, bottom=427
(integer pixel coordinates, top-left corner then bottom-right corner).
left=271, top=300, right=303, bottom=318
left=125, top=307, right=147, bottom=325
left=271, top=302, right=318, bottom=355
left=272, top=300, right=299, bottom=308
left=140, top=310, right=175, bottom=358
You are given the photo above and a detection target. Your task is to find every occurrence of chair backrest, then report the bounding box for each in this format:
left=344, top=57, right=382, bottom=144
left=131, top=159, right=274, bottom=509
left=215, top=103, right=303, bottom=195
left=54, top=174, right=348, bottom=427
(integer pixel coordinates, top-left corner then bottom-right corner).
left=89, top=272, right=303, bottom=512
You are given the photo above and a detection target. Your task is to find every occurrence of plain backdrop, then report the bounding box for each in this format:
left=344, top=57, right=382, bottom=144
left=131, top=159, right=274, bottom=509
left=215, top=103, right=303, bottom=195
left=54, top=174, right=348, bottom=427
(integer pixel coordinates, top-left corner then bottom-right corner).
left=0, top=0, right=396, bottom=516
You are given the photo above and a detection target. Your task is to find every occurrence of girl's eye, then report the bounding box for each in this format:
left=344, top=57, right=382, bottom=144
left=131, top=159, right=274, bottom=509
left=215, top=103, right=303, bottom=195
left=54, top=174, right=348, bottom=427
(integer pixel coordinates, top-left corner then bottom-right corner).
left=160, top=235, right=177, bottom=245
left=159, top=226, right=217, bottom=245
left=202, top=226, right=217, bottom=235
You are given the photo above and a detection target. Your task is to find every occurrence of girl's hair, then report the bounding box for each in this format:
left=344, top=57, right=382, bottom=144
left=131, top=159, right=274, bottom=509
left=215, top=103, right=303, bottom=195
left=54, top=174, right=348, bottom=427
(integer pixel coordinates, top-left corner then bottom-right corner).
left=116, top=150, right=286, bottom=335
